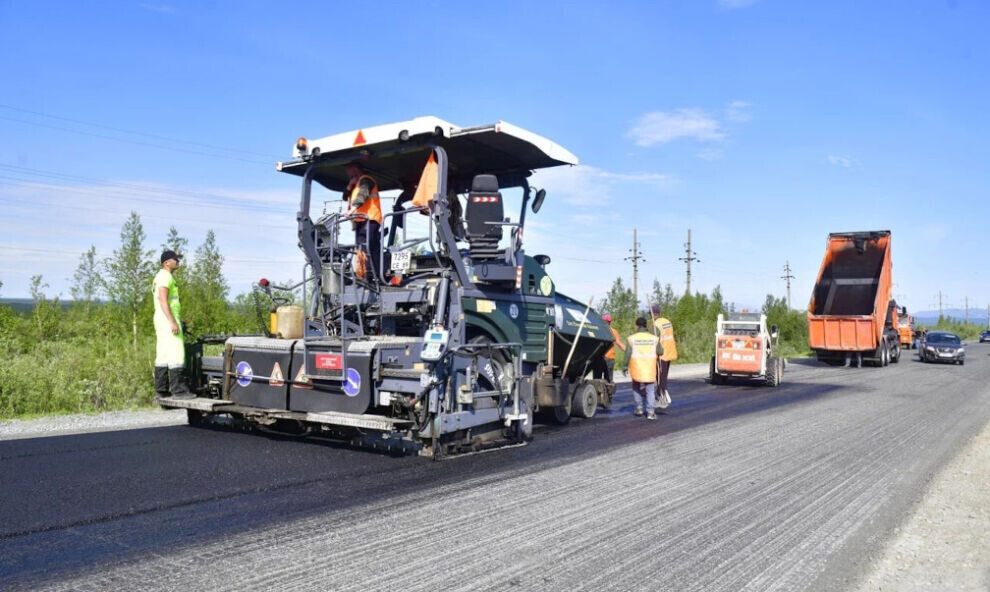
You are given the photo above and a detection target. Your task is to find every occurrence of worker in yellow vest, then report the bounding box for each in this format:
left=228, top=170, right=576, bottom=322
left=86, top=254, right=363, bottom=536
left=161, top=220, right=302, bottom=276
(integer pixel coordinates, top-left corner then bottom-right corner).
left=345, top=163, right=383, bottom=280
left=622, top=317, right=663, bottom=420
left=651, top=304, right=678, bottom=409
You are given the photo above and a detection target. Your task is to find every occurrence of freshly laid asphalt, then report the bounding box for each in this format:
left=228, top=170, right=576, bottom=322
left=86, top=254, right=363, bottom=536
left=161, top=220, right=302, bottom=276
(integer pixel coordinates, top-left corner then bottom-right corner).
left=1, top=346, right=988, bottom=591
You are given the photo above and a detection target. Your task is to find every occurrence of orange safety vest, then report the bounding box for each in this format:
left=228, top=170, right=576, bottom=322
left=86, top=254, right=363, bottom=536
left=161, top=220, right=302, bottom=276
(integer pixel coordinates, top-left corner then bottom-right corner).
left=627, top=331, right=659, bottom=383
left=654, top=317, right=678, bottom=361
left=605, top=326, right=623, bottom=360
left=411, top=152, right=438, bottom=213
left=349, top=174, right=382, bottom=224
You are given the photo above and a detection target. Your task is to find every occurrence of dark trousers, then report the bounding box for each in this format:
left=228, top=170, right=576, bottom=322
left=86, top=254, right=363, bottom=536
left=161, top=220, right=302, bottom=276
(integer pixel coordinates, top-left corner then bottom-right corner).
left=657, top=360, right=671, bottom=392
left=593, top=358, right=615, bottom=383
left=355, top=220, right=382, bottom=279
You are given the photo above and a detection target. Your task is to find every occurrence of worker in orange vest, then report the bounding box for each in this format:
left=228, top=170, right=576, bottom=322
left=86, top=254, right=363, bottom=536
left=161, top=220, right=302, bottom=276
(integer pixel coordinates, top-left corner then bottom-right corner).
left=651, top=304, right=678, bottom=409
left=345, top=163, right=383, bottom=280
left=622, top=317, right=663, bottom=420
left=596, top=314, right=626, bottom=384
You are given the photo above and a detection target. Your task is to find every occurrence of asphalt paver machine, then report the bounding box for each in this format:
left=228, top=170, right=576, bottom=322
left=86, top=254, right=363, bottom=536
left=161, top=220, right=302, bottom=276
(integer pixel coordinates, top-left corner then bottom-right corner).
left=159, top=117, right=615, bottom=456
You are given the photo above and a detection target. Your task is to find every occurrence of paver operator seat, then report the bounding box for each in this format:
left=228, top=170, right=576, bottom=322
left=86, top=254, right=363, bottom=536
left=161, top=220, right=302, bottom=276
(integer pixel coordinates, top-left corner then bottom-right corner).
left=465, top=174, right=504, bottom=260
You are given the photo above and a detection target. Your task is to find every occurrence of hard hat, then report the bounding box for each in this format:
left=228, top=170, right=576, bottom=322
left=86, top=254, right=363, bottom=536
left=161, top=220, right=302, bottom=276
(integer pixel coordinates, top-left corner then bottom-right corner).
left=602, top=314, right=612, bottom=322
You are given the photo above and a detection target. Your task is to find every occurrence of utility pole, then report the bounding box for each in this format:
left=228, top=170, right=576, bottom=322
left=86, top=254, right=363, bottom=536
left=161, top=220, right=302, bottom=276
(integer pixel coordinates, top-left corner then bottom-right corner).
left=781, top=261, right=795, bottom=310
left=624, top=228, right=645, bottom=307
left=938, top=290, right=944, bottom=321
left=679, top=228, right=700, bottom=295
left=965, top=296, right=969, bottom=324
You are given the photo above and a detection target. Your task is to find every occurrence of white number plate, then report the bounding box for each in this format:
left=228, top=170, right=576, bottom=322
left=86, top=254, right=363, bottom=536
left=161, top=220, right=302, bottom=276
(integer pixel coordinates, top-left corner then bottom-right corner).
left=391, top=251, right=412, bottom=273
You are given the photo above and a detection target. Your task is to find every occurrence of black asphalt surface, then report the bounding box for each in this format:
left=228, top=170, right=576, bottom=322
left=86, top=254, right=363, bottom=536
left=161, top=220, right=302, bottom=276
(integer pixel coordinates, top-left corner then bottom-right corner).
left=2, top=344, right=989, bottom=591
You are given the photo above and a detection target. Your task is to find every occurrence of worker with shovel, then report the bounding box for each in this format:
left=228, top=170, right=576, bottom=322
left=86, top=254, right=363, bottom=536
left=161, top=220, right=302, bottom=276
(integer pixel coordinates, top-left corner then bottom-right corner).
left=650, top=304, right=678, bottom=411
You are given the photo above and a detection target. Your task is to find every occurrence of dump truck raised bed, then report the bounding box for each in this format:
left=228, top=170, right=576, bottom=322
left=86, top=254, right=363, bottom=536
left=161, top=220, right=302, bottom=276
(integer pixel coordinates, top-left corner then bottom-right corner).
left=158, top=117, right=616, bottom=456
left=709, top=312, right=782, bottom=386
left=807, top=230, right=901, bottom=367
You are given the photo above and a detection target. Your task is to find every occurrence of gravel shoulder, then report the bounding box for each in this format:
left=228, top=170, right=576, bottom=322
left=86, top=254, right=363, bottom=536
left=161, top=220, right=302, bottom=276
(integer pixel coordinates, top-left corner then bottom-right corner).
left=0, top=408, right=186, bottom=441
left=852, top=416, right=990, bottom=592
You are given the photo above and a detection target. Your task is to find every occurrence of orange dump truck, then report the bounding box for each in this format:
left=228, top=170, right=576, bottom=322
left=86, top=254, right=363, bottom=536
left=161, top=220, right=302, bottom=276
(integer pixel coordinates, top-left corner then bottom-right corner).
left=807, top=231, right=902, bottom=367
left=898, top=311, right=914, bottom=349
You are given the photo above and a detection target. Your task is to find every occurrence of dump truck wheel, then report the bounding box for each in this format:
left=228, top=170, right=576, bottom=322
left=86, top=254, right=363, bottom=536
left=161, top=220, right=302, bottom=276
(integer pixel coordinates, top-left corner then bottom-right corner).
left=891, top=344, right=900, bottom=363
left=766, top=357, right=781, bottom=387
left=571, top=382, right=598, bottom=419
left=550, top=400, right=571, bottom=425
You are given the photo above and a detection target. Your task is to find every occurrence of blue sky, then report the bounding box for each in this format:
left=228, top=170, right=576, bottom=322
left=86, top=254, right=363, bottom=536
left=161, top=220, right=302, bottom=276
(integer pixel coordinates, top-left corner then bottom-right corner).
left=1, top=0, right=987, bottom=315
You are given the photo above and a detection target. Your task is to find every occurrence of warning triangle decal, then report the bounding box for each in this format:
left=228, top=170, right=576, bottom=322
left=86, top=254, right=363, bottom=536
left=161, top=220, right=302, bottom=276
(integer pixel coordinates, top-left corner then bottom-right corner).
left=269, top=362, right=284, bottom=386
left=353, top=130, right=366, bottom=146
left=294, top=363, right=313, bottom=389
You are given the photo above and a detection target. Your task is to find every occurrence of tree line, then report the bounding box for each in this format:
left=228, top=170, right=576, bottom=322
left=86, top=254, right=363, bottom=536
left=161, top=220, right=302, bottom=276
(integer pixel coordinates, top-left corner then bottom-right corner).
left=0, top=211, right=276, bottom=419
left=597, top=277, right=811, bottom=365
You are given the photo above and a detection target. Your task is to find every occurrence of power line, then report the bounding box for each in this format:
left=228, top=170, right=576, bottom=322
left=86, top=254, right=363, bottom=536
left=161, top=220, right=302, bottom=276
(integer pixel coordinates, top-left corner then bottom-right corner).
left=0, top=115, right=272, bottom=166
left=0, top=103, right=282, bottom=160
left=678, top=228, right=700, bottom=295
left=624, top=228, right=645, bottom=304
left=782, top=261, right=795, bottom=309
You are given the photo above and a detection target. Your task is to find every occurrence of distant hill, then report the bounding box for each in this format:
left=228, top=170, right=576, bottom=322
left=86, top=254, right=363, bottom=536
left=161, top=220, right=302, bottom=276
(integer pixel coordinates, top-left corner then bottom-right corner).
left=912, top=308, right=989, bottom=326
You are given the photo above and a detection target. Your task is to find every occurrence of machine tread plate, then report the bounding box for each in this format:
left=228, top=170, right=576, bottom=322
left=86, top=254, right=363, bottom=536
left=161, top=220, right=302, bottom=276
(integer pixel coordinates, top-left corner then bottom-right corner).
left=155, top=397, right=232, bottom=412
left=270, top=410, right=413, bottom=431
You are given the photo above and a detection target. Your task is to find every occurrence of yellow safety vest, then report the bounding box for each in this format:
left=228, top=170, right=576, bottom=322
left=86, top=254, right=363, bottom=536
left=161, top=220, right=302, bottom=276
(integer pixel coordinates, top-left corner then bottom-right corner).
left=350, top=175, right=382, bottom=224
left=627, top=331, right=659, bottom=383
left=654, top=317, right=678, bottom=361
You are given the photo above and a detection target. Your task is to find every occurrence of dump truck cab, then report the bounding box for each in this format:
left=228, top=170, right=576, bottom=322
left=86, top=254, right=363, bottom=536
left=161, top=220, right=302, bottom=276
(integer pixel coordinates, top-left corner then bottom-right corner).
left=709, top=312, right=782, bottom=386
left=159, top=117, right=615, bottom=456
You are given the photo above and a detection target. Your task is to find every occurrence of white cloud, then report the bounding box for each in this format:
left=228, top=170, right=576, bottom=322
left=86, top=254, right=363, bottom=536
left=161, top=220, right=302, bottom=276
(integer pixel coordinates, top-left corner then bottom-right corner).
left=719, top=0, right=758, bottom=8
left=695, top=148, right=724, bottom=161
left=531, top=165, right=676, bottom=207
left=827, top=154, right=858, bottom=169
left=725, top=100, right=752, bottom=123
left=626, top=109, right=725, bottom=146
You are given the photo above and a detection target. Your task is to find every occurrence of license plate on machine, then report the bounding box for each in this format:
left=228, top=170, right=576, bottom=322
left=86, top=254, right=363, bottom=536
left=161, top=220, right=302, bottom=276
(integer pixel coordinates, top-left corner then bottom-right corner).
left=391, top=251, right=412, bottom=273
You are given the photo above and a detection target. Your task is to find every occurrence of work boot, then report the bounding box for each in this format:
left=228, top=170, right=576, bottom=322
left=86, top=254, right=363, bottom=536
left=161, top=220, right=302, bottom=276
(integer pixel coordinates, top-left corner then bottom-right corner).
left=154, top=367, right=169, bottom=399
left=168, top=368, right=194, bottom=399
left=634, top=406, right=644, bottom=417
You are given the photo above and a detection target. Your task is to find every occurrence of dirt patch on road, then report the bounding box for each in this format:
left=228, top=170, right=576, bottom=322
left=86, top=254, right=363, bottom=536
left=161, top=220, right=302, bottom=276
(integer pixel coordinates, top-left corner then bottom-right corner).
left=854, top=418, right=990, bottom=591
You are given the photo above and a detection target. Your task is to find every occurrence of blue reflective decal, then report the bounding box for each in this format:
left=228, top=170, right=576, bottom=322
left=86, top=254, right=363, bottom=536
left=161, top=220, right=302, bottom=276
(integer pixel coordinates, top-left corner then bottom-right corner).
left=235, top=361, right=253, bottom=387
left=343, top=367, right=361, bottom=397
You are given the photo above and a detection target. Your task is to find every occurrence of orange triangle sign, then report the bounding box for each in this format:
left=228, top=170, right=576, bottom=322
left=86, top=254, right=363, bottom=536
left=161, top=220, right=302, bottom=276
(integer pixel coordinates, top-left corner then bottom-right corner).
left=353, top=130, right=366, bottom=146
left=270, top=362, right=285, bottom=386
left=294, top=363, right=313, bottom=389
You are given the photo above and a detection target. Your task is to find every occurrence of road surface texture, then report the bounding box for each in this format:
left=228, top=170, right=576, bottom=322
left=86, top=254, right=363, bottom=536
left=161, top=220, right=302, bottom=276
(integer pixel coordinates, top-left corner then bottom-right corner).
left=1, top=347, right=987, bottom=591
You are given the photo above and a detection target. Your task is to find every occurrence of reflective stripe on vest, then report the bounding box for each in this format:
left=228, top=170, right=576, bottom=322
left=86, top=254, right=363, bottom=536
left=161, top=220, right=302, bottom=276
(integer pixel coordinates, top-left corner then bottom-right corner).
left=627, top=332, right=659, bottom=383
left=654, top=317, right=678, bottom=361
left=350, top=175, right=382, bottom=224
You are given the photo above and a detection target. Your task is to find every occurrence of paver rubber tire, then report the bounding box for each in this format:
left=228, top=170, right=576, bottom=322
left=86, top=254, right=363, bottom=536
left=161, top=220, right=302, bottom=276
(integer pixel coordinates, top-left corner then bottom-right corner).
left=571, top=382, right=598, bottom=419
left=766, top=357, right=781, bottom=387
left=709, top=356, right=725, bottom=385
